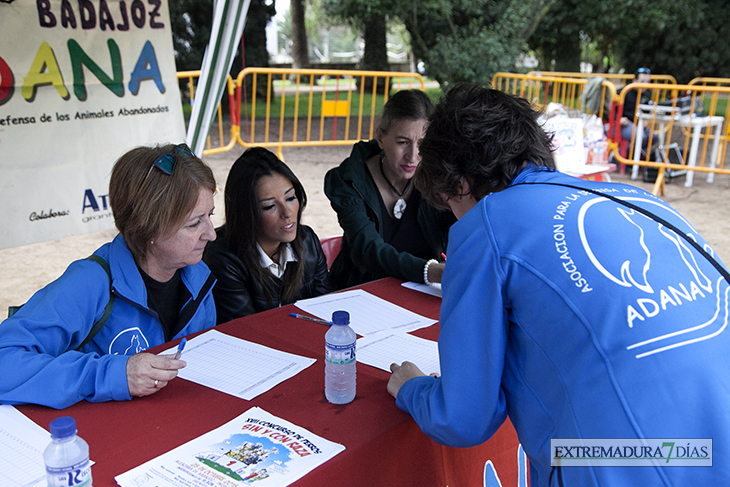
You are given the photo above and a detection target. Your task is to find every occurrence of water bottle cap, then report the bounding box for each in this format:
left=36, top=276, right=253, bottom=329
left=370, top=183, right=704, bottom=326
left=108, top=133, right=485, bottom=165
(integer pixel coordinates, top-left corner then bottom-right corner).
left=331, top=310, right=350, bottom=325
left=49, top=416, right=77, bottom=439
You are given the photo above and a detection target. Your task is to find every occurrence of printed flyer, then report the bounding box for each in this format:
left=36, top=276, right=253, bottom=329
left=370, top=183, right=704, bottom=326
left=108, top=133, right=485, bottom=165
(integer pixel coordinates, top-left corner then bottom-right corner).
left=115, top=407, right=345, bottom=487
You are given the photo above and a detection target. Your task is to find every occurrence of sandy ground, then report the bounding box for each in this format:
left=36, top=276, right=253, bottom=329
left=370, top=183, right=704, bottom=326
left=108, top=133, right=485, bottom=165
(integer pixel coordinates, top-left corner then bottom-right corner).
left=2, top=145, right=730, bottom=316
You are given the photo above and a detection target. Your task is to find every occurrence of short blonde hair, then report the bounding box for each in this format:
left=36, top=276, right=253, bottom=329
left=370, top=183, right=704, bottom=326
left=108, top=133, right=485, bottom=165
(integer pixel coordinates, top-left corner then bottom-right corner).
left=109, top=144, right=216, bottom=261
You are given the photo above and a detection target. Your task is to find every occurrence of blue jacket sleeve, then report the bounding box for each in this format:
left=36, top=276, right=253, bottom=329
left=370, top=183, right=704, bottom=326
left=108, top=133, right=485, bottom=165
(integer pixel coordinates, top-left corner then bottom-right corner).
left=396, top=203, right=509, bottom=446
left=0, top=259, right=130, bottom=409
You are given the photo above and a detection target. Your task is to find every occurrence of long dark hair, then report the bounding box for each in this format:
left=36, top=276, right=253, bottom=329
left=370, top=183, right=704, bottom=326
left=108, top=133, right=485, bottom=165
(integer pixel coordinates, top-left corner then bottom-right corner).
left=416, top=84, right=555, bottom=209
left=224, top=147, right=307, bottom=303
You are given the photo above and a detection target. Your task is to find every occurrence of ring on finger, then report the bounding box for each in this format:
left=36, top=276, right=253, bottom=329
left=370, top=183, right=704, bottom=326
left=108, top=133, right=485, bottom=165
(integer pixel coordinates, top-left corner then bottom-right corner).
left=154, top=379, right=159, bottom=388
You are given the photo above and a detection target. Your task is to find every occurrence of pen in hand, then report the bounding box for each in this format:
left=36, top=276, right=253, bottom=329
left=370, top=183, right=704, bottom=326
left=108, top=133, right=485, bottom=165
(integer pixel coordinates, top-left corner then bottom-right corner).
left=290, top=313, right=330, bottom=325
left=174, top=337, right=186, bottom=360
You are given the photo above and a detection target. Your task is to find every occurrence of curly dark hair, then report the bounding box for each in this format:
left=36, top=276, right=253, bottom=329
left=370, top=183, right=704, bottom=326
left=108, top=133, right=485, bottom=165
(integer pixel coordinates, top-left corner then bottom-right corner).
left=415, top=84, right=554, bottom=209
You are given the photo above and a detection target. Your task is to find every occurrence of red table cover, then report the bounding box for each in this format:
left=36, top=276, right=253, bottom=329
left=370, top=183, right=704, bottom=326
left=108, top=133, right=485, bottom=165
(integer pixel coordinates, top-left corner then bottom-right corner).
left=18, top=278, right=526, bottom=486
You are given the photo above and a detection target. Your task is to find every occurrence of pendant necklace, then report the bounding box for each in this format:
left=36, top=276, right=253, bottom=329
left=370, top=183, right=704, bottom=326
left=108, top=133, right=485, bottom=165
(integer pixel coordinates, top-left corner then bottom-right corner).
left=379, top=153, right=411, bottom=219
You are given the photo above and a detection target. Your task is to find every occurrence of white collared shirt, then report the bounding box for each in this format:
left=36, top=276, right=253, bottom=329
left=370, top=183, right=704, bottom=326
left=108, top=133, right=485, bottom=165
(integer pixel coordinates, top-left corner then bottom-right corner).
left=257, top=243, right=297, bottom=278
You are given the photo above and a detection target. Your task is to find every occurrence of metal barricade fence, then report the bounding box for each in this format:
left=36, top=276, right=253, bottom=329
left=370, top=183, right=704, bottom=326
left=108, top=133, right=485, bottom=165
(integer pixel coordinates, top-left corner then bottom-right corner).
left=616, top=82, right=730, bottom=193
left=688, top=77, right=730, bottom=88
left=234, top=68, right=425, bottom=156
left=492, top=72, right=621, bottom=153
left=493, top=72, right=617, bottom=118
left=687, top=78, right=730, bottom=164
left=526, top=71, right=677, bottom=86
left=179, top=68, right=426, bottom=157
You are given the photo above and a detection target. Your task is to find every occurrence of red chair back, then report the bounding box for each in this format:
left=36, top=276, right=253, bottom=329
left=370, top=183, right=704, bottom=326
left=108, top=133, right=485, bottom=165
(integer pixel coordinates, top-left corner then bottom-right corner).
left=320, top=235, right=342, bottom=270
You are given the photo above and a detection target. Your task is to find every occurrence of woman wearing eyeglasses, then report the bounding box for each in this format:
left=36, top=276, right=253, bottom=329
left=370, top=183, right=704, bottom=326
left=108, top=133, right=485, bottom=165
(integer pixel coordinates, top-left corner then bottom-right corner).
left=0, top=144, right=218, bottom=408
left=203, top=147, right=331, bottom=323
left=324, top=90, right=455, bottom=290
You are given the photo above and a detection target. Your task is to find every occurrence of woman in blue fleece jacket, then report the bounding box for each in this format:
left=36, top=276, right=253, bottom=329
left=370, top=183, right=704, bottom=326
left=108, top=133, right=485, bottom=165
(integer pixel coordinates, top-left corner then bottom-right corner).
left=0, top=144, right=218, bottom=409
left=388, top=85, right=730, bottom=485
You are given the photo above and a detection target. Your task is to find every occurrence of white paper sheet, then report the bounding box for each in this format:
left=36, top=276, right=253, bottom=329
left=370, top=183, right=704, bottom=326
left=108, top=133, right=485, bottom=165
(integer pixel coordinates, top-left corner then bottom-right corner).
left=294, top=289, right=436, bottom=336
left=401, top=281, right=442, bottom=298
left=0, top=405, right=50, bottom=487
left=357, top=332, right=440, bottom=375
left=160, top=330, right=316, bottom=401
left=115, top=407, right=345, bottom=487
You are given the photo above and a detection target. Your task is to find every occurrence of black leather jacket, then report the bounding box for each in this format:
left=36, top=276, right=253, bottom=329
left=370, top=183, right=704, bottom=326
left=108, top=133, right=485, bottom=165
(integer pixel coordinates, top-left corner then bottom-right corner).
left=203, top=225, right=331, bottom=324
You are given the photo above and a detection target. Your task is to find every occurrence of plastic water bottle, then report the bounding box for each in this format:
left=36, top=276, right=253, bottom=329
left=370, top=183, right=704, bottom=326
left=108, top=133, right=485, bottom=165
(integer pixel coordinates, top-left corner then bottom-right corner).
left=44, top=416, right=92, bottom=487
left=325, top=310, right=356, bottom=404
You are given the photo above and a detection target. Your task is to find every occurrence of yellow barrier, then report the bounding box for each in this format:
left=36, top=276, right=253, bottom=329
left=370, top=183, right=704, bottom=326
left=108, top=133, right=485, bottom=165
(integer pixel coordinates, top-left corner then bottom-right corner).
left=616, top=83, right=730, bottom=194
left=492, top=72, right=621, bottom=151
left=494, top=73, right=730, bottom=195
left=526, top=71, right=677, bottom=86
left=233, top=68, right=425, bottom=157
left=688, top=77, right=730, bottom=88
left=493, top=72, right=608, bottom=112
left=180, top=68, right=426, bottom=157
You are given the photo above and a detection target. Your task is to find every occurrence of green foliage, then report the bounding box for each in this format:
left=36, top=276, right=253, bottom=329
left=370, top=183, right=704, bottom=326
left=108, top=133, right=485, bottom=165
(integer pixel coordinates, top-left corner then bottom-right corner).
left=170, top=0, right=274, bottom=73
left=615, top=0, right=729, bottom=82
left=427, top=23, right=525, bottom=87
left=322, top=0, right=391, bottom=25
left=170, top=0, right=214, bottom=71
left=323, top=0, right=555, bottom=86
left=527, top=0, right=730, bottom=82
left=396, top=0, right=555, bottom=87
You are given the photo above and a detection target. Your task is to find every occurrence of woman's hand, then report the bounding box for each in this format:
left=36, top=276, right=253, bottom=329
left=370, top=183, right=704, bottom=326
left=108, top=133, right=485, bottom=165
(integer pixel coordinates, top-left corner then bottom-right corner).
left=388, top=361, right=427, bottom=398
left=427, top=261, right=445, bottom=284
left=126, top=353, right=186, bottom=397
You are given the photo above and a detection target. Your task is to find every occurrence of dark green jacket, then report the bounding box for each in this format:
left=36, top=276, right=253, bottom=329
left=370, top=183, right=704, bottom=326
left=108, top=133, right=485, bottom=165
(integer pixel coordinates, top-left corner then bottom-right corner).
left=324, top=140, right=455, bottom=290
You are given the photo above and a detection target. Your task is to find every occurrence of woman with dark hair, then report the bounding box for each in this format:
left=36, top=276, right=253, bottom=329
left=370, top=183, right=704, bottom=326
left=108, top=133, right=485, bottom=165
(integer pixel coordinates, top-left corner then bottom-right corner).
left=204, top=147, right=330, bottom=323
left=388, top=85, right=730, bottom=485
left=324, top=89, right=455, bottom=290
left=0, top=144, right=218, bottom=408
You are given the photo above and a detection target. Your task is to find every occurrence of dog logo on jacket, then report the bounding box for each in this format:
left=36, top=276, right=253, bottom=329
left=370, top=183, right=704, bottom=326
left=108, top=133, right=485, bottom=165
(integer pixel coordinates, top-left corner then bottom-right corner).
left=578, top=196, right=728, bottom=357
left=109, top=328, right=150, bottom=355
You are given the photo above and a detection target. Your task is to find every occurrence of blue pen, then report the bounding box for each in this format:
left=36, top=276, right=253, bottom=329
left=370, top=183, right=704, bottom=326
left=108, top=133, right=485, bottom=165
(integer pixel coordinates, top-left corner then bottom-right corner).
left=290, top=312, right=330, bottom=325
left=174, top=337, right=187, bottom=360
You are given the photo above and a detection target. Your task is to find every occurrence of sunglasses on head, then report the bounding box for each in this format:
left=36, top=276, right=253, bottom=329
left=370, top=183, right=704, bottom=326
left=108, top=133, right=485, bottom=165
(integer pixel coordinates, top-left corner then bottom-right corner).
left=149, top=144, right=195, bottom=176
left=637, top=67, right=651, bottom=74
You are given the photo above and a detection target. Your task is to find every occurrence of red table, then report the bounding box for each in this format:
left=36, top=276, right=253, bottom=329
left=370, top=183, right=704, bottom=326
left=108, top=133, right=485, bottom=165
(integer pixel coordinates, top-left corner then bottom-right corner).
left=18, top=278, right=525, bottom=486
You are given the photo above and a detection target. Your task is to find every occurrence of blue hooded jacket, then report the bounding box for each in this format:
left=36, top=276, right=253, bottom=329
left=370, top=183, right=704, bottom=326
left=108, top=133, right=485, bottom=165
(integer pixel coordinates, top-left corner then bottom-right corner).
left=397, top=167, right=730, bottom=485
left=0, top=234, right=216, bottom=409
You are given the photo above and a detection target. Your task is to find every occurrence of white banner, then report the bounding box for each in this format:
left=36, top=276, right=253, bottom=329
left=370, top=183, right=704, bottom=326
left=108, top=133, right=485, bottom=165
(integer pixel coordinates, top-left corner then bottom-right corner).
left=0, top=0, right=186, bottom=249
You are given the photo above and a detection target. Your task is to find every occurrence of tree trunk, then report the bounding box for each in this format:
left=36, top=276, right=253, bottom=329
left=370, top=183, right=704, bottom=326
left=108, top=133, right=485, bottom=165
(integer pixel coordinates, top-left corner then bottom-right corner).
left=358, top=14, right=390, bottom=95
left=290, top=0, right=309, bottom=70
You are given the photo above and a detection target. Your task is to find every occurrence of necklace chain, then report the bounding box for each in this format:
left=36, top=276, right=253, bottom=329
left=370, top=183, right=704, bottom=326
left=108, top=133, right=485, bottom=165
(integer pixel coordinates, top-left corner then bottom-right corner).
left=379, top=153, right=411, bottom=197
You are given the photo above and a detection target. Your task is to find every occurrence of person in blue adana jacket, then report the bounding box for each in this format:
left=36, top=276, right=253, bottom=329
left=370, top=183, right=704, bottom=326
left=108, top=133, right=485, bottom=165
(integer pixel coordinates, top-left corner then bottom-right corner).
left=387, top=85, right=730, bottom=485
left=0, top=144, right=218, bottom=409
